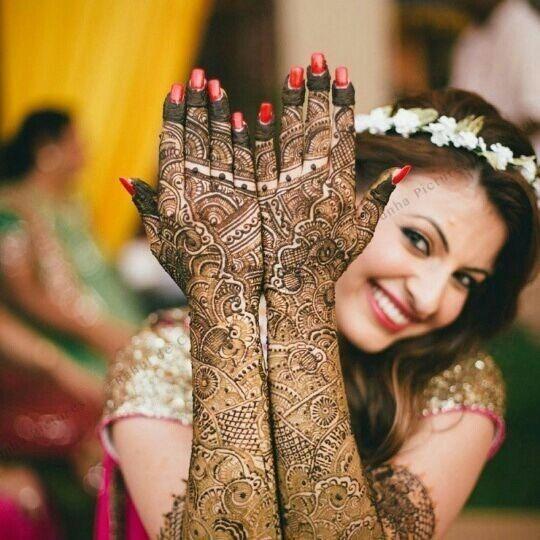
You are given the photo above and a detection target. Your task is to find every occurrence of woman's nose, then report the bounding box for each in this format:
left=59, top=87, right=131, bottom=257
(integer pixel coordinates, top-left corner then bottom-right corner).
left=406, top=267, right=449, bottom=321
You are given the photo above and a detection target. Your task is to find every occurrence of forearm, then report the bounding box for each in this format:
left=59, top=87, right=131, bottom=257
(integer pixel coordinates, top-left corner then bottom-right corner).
left=113, top=418, right=192, bottom=539
left=0, top=306, right=65, bottom=375
left=266, top=287, right=382, bottom=537
left=178, top=297, right=280, bottom=538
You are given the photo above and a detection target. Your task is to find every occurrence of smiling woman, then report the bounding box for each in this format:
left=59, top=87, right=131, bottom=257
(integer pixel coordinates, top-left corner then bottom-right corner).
left=336, top=169, right=507, bottom=351
left=97, top=66, right=539, bottom=539
left=341, top=89, right=539, bottom=474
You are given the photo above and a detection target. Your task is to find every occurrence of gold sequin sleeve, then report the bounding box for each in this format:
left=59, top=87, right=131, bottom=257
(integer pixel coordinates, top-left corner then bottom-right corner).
left=101, top=308, right=193, bottom=459
left=421, top=351, right=506, bottom=458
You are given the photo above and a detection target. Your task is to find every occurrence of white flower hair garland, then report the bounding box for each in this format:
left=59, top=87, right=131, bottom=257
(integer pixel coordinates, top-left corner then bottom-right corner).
left=355, top=106, right=540, bottom=206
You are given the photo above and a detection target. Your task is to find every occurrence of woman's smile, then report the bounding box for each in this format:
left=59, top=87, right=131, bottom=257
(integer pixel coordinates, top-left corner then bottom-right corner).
left=366, top=279, right=414, bottom=332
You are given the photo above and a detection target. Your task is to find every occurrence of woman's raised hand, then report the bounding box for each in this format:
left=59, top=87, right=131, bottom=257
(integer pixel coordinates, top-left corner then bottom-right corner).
left=124, top=69, right=263, bottom=316
left=123, top=71, right=280, bottom=538
left=255, top=54, right=409, bottom=537
left=256, top=53, right=409, bottom=304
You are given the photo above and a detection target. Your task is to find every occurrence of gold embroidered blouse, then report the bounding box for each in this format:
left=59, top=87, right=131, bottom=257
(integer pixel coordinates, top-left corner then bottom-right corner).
left=102, top=308, right=506, bottom=459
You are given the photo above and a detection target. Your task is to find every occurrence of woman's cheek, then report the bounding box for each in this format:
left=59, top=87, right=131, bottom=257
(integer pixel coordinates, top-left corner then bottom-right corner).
left=433, top=289, right=468, bottom=328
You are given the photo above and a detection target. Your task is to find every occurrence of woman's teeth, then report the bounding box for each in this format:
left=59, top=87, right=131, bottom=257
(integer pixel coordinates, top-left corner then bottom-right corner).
left=371, top=283, right=409, bottom=326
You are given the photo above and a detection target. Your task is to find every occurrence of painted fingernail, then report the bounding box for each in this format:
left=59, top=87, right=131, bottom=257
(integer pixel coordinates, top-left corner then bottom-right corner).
left=208, top=79, right=222, bottom=102
left=392, top=165, right=412, bottom=185
left=189, top=68, right=206, bottom=90
left=258, top=102, right=274, bottom=124
left=335, top=66, right=349, bottom=88
left=119, top=177, right=136, bottom=196
left=170, top=83, right=185, bottom=104
left=311, top=52, right=327, bottom=75
left=289, top=66, right=304, bottom=89
left=231, top=111, right=244, bottom=131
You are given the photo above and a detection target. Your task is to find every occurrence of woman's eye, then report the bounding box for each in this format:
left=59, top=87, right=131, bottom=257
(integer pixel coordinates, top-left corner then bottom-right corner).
left=402, top=227, right=430, bottom=255
left=453, top=272, right=476, bottom=290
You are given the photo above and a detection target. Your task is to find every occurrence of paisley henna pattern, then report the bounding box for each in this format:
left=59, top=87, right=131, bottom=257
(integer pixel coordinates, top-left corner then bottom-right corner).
left=130, top=82, right=280, bottom=538
left=257, top=64, right=411, bottom=537
left=366, top=464, right=435, bottom=539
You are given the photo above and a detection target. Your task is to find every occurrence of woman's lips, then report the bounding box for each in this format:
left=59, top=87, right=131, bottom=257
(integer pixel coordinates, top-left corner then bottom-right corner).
left=366, top=280, right=412, bottom=333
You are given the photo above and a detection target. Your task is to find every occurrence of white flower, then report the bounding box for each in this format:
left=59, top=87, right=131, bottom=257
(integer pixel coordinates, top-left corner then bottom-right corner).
left=477, top=136, right=487, bottom=153
left=452, top=130, right=478, bottom=150
left=512, top=156, right=537, bottom=183
left=354, top=107, right=393, bottom=134
left=393, top=108, right=420, bottom=137
left=489, top=143, right=514, bottom=169
left=424, top=117, right=455, bottom=147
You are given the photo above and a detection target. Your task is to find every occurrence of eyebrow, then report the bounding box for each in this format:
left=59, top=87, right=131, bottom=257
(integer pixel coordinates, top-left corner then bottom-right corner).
left=410, top=214, right=492, bottom=277
left=410, top=214, right=449, bottom=252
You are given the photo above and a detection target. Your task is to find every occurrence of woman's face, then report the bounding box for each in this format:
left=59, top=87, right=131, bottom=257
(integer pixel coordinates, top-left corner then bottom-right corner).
left=335, top=170, right=507, bottom=353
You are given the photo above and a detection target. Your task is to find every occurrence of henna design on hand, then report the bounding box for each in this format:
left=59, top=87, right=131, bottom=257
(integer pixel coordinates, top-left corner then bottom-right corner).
left=128, top=76, right=281, bottom=538
left=256, top=57, right=417, bottom=537
left=366, top=464, right=436, bottom=539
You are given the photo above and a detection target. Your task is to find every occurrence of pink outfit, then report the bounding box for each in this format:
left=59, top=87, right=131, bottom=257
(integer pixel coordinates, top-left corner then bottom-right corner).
left=0, top=496, right=62, bottom=540
left=94, top=450, right=149, bottom=539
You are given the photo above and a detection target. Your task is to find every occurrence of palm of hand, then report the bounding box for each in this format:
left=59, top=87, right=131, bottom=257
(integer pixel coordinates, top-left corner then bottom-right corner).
left=256, top=63, right=396, bottom=323
left=131, top=84, right=263, bottom=314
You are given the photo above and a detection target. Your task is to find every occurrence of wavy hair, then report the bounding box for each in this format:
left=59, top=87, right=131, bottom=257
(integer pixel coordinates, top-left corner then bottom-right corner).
left=343, top=88, right=539, bottom=465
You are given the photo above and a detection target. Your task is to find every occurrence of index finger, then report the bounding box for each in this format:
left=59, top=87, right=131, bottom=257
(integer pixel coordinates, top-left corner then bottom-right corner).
left=158, top=83, right=186, bottom=218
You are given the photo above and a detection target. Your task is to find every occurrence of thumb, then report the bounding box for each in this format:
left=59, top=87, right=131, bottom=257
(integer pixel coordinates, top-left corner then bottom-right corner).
left=354, top=165, right=411, bottom=254
left=119, top=177, right=161, bottom=256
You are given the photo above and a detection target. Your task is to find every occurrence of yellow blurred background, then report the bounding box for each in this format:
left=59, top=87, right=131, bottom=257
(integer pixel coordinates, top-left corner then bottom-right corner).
left=1, top=0, right=211, bottom=255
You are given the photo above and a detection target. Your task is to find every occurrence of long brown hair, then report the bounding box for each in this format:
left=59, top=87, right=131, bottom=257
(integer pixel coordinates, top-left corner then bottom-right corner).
left=344, top=88, right=539, bottom=465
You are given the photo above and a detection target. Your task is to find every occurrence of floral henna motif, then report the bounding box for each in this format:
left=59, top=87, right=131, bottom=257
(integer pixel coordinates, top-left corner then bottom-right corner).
left=257, top=56, right=415, bottom=538
left=366, top=464, right=436, bottom=539
left=128, top=75, right=281, bottom=538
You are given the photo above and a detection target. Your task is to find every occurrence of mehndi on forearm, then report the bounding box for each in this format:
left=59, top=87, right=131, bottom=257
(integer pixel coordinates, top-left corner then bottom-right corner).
left=128, top=74, right=281, bottom=538
left=257, top=55, right=434, bottom=538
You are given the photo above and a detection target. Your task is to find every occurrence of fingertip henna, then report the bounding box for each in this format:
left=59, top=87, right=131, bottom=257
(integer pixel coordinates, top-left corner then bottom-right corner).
left=189, top=68, right=206, bottom=90
left=130, top=178, right=159, bottom=216
left=255, top=103, right=275, bottom=141
left=209, top=83, right=230, bottom=121
left=392, top=164, right=412, bottom=184
left=310, top=52, right=327, bottom=75
left=307, top=53, right=330, bottom=91
left=332, top=72, right=355, bottom=107
left=186, top=69, right=208, bottom=108
left=207, top=79, right=222, bottom=102
left=231, top=112, right=250, bottom=147
left=370, top=171, right=397, bottom=204
left=282, top=72, right=306, bottom=107
left=119, top=176, right=136, bottom=197
left=163, top=86, right=186, bottom=123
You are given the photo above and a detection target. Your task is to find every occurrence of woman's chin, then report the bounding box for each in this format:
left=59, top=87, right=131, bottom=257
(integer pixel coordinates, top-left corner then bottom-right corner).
left=341, top=316, right=395, bottom=353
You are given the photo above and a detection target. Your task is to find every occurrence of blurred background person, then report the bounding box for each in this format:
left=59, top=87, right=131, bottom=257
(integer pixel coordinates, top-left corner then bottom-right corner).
left=0, top=109, right=144, bottom=538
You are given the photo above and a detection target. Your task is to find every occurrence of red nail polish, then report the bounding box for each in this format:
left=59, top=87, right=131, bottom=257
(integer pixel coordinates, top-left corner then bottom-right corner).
left=289, top=66, right=304, bottom=89
left=335, top=66, right=349, bottom=88
left=208, top=79, right=222, bottom=102
left=170, top=83, right=184, bottom=104
left=258, top=102, right=274, bottom=124
left=189, top=68, right=206, bottom=90
left=392, top=165, right=412, bottom=185
left=231, top=111, right=244, bottom=131
left=119, top=177, right=136, bottom=196
left=311, top=52, right=326, bottom=75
